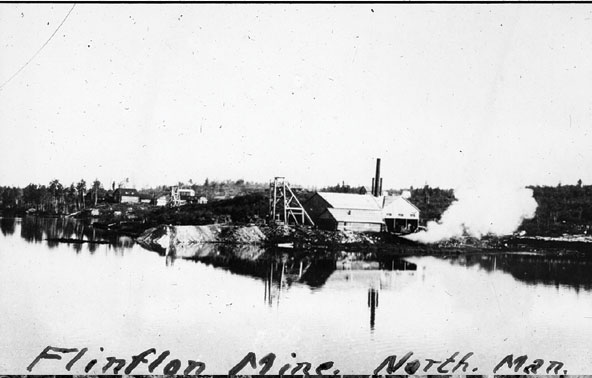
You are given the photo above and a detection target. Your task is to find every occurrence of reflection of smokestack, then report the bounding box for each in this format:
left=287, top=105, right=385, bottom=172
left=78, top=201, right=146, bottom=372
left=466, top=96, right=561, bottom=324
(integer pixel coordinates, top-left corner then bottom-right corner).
left=368, top=288, right=379, bottom=331
left=374, top=158, right=381, bottom=196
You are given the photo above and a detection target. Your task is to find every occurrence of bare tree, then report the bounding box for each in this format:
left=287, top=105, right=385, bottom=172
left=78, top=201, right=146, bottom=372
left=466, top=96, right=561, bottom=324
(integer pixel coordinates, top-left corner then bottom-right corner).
left=92, top=179, right=101, bottom=206
left=76, top=179, right=86, bottom=209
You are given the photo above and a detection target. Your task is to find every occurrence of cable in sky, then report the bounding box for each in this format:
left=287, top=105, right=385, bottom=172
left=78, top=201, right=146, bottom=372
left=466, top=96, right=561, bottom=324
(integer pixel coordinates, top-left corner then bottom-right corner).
left=0, top=4, right=76, bottom=92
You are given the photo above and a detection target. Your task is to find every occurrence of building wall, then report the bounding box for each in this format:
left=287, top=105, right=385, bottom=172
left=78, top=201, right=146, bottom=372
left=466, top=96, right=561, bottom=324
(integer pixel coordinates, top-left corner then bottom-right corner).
left=178, top=189, right=195, bottom=196
left=385, top=218, right=419, bottom=233
left=317, top=218, right=337, bottom=231
left=303, top=194, right=331, bottom=223
left=336, top=222, right=382, bottom=233
left=120, top=195, right=139, bottom=203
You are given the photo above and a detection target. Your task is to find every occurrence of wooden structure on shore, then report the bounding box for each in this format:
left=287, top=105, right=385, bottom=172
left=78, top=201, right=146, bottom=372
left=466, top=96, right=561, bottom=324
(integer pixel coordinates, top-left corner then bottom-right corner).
left=269, top=177, right=314, bottom=226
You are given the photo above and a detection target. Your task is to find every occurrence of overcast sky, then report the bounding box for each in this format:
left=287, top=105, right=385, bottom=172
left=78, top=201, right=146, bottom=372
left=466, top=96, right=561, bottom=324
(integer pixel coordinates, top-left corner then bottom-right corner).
left=1, top=4, right=591, bottom=189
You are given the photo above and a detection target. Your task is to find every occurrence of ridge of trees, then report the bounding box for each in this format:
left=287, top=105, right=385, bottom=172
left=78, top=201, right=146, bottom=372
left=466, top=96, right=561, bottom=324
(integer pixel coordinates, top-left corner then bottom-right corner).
left=0, top=178, right=269, bottom=215
left=522, top=182, right=592, bottom=235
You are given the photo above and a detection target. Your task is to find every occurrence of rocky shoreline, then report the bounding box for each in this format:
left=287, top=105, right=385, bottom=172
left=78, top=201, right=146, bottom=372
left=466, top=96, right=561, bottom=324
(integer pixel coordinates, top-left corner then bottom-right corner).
left=135, top=223, right=592, bottom=260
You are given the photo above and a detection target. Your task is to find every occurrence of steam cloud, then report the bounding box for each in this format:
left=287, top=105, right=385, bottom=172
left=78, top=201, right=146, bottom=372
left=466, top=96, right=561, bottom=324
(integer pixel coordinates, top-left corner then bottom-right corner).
left=405, top=185, right=538, bottom=244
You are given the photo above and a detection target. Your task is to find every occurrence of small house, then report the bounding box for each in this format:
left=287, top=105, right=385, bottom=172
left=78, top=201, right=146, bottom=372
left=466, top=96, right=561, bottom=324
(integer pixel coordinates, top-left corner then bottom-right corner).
left=178, top=188, right=196, bottom=201
left=171, top=187, right=196, bottom=205
left=113, top=188, right=139, bottom=204
left=139, top=194, right=152, bottom=204
left=155, top=194, right=169, bottom=206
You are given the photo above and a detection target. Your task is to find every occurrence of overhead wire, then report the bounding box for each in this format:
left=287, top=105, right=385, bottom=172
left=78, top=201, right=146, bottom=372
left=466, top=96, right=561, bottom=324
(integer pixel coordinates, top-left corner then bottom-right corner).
left=0, top=3, right=76, bottom=91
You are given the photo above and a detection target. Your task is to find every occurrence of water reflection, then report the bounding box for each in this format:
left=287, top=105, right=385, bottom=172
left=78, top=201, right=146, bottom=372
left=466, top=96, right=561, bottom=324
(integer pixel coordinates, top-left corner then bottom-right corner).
left=21, top=216, right=44, bottom=243
left=5, top=218, right=592, bottom=373
left=12, top=216, right=135, bottom=253
left=0, top=217, right=16, bottom=236
left=368, top=288, right=379, bottom=331
left=264, top=261, right=286, bottom=307
left=444, top=253, right=592, bottom=291
left=150, top=241, right=420, bottom=315
left=163, top=242, right=338, bottom=292
left=11, top=216, right=592, bottom=296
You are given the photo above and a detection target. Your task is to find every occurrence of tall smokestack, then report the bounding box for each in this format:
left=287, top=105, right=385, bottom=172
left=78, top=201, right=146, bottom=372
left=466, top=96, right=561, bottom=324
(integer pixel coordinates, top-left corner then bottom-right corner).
left=374, top=158, right=381, bottom=196
left=379, top=178, right=383, bottom=196
left=371, top=178, right=375, bottom=195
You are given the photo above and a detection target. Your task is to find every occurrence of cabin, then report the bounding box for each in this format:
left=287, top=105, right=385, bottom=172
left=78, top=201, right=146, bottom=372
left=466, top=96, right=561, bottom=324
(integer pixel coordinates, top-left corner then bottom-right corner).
left=113, top=188, right=139, bottom=203
left=178, top=188, right=196, bottom=201
left=139, top=194, right=152, bottom=204
left=171, top=188, right=196, bottom=206
left=358, top=186, right=373, bottom=195
left=154, top=194, right=169, bottom=207
left=197, top=196, right=208, bottom=204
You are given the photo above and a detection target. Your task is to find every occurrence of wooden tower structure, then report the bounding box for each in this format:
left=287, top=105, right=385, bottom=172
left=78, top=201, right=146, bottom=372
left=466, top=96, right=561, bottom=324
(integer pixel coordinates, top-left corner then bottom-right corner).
left=269, top=177, right=314, bottom=226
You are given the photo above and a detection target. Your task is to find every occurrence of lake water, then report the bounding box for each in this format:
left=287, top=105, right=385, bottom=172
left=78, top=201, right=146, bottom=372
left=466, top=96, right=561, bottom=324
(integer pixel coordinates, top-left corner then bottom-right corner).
left=1, top=217, right=592, bottom=374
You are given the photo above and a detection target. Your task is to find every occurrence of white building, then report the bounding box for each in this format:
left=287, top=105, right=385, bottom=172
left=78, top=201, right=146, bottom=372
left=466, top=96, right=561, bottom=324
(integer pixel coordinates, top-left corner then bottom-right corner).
left=304, top=192, right=420, bottom=233
left=381, top=196, right=420, bottom=233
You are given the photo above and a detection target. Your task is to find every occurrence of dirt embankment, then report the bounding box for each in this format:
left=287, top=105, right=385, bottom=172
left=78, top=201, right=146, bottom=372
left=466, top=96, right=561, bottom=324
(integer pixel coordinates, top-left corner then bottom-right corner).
left=136, top=224, right=267, bottom=252
left=137, top=223, right=592, bottom=261
left=261, top=224, right=383, bottom=248
left=136, top=223, right=432, bottom=261
left=136, top=223, right=385, bottom=251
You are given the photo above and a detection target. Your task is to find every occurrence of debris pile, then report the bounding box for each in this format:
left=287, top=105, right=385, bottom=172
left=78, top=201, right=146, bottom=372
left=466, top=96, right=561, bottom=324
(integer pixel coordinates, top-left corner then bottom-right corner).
left=219, top=225, right=267, bottom=244
left=435, top=235, right=510, bottom=250
left=136, top=224, right=267, bottom=252
left=517, top=234, right=592, bottom=243
left=260, top=225, right=380, bottom=248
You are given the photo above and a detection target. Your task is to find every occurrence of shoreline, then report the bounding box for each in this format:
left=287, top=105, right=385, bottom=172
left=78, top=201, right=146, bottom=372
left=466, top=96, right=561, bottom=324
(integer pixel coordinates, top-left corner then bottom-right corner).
left=4, top=213, right=592, bottom=258
left=136, top=223, right=592, bottom=259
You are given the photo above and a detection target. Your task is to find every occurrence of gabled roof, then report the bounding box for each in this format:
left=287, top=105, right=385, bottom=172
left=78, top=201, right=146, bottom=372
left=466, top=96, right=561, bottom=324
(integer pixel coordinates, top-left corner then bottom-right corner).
left=402, top=197, right=420, bottom=212
left=382, top=196, right=421, bottom=218
left=115, top=188, right=139, bottom=196
left=320, top=208, right=384, bottom=224
left=316, top=192, right=382, bottom=210
left=358, top=186, right=372, bottom=195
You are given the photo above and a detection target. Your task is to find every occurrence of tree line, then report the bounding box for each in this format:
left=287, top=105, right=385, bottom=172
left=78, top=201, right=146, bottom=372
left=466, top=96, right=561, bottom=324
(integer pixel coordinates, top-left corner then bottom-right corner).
left=407, top=182, right=592, bottom=236
left=3, top=178, right=592, bottom=236
left=0, top=177, right=269, bottom=216
left=0, top=179, right=103, bottom=215
left=522, top=182, right=592, bottom=235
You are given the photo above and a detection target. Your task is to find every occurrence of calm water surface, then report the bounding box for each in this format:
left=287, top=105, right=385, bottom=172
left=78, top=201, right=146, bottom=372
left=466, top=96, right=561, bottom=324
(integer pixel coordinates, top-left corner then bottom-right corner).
left=1, top=217, right=592, bottom=374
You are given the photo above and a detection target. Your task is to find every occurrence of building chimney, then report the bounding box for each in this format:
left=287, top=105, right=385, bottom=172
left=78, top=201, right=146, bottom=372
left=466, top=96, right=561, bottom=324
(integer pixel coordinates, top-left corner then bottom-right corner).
left=379, top=178, right=383, bottom=196
left=371, top=178, right=375, bottom=195
left=374, top=158, right=381, bottom=196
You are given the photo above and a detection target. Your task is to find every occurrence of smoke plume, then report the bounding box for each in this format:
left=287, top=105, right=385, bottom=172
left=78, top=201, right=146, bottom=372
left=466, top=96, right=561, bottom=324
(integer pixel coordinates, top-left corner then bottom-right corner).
left=405, top=185, right=538, bottom=244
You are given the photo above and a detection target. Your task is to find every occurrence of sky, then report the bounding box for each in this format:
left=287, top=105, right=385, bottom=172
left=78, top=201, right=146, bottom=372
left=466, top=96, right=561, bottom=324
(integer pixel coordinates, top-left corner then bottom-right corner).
left=1, top=4, right=592, bottom=190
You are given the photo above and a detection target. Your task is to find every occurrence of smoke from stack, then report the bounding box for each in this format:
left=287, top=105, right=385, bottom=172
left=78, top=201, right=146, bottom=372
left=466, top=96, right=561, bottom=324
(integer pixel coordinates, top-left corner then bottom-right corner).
left=405, top=184, right=538, bottom=244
